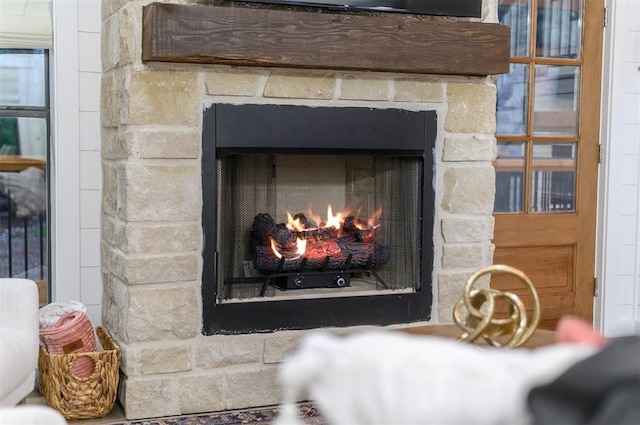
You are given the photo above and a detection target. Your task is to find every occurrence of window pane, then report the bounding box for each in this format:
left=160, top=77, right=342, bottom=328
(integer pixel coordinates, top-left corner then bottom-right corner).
left=530, top=143, right=576, bottom=212
left=499, top=0, right=531, bottom=57
left=0, top=49, right=49, bottom=302
left=536, top=0, right=582, bottom=59
left=533, top=65, right=579, bottom=136
left=497, top=63, right=529, bottom=136
left=0, top=117, right=47, bottom=158
left=494, top=142, right=525, bottom=213
left=0, top=49, right=46, bottom=108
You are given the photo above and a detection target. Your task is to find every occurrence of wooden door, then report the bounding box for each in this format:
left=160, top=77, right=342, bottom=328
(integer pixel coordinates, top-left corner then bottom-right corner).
left=492, top=0, right=604, bottom=330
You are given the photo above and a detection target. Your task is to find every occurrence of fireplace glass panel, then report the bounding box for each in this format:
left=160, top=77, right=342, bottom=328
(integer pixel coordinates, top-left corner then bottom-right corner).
left=217, top=152, right=423, bottom=301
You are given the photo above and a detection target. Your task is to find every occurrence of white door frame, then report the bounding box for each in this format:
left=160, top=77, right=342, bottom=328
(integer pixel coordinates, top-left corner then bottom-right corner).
left=595, top=0, right=640, bottom=337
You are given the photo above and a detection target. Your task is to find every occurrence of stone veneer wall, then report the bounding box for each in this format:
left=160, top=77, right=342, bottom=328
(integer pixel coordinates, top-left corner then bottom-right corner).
left=100, top=0, right=498, bottom=419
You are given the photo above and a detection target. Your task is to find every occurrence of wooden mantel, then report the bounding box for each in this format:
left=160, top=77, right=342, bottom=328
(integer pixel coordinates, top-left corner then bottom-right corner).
left=142, top=3, right=510, bottom=76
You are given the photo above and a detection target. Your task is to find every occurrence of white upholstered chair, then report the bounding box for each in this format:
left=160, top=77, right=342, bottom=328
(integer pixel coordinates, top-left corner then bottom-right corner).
left=0, top=279, right=39, bottom=407
left=0, top=405, right=67, bottom=425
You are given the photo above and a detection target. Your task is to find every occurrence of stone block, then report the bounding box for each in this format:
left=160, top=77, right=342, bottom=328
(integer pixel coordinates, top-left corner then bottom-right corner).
left=225, top=366, right=281, bottom=410
left=133, top=128, right=200, bottom=159
left=122, top=252, right=199, bottom=284
left=264, top=73, right=334, bottom=99
left=437, top=271, right=491, bottom=323
left=118, top=163, right=200, bottom=221
left=442, top=217, right=489, bottom=243
left=101, top=162, right=118, bottom=216
left=204, top=69, right=264, bottom=96
left=445, top=83, right=497, bottom=133
left=443, top=135, right=497, bottom=162
left=125, top=223, right=202, bottom=253
left=102, top=0, right=132, bottom=18
left=122, top=376, right=179, bottom=420
left=263, top=334, right=303, bottom=364
left=441, top=166, right=495, bottom=214
left=128, top=70, right=200, bottom=126
left=101, top=274, right=125, bottom=341
left=488, top=216, right=495, bottom=240
left=394, top=80, right=445, bottom=102
left=125, top=285, right=200, bottom=343
left=117, top=340, right=138, bottom=377
left=340, top=75, right=390, bottom=101
left=483, top=0, right=499, bottom=22
left=140, top=343, right=192, bottom=375
left=178, top=372, right=226, bottom=414
left=437, top=272, right=470, bottom=323
left=100, top=241, right=114, bottom=276
left=102, top=4, right=136, bottom=71
left=102, top=128, right=126, bottom=160
left=195, top=336, right=262, bottom=369
left=103, top=276, right=129, bottom=342
left=442, top=244, right=484, bottom=269
left=101, top=215, right=125, bottom=249
left=118, top=129, right=200, bottom=160
left=105, top=247, right=126, bottom=282
left=100, top=72, right=121, bottom=128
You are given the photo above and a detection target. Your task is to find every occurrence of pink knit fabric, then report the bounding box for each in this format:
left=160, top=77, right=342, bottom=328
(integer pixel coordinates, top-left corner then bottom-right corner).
left=39, top=311, right=98, bottom=377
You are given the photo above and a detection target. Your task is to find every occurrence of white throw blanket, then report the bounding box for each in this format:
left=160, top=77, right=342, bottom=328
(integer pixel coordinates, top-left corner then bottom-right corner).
left=38, top=300, right=87, bottom=328
left=275, top=330, right=597, bottom=425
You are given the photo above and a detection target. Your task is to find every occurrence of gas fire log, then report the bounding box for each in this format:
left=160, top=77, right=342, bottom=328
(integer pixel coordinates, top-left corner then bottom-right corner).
left=269, top=225, right=340, bottom=247
left=252, top=213, right=390, bottom=273
left=343, top=216, right=377, bottom=243
left=253, top=213, right=276, bottom=244
left=253, top=244, right=390, bottom=272
left=254, top=213, right=365, bottom=245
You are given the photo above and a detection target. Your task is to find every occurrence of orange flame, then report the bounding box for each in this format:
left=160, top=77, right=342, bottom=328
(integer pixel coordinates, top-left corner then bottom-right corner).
left=285, top=204, right=353, bottom=231
left=367, top=207, right=383, bottom=229
left=286, top=212, right=307, bottom=232
left=270, top=237, right=307, bottom=259
left=270, top=237, right=282, bottom=259
left=324, top=205, right=344, bottom=230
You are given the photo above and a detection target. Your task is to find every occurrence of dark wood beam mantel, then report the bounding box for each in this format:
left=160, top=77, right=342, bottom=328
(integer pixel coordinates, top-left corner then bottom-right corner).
left=142, top=2, right=510, bottom=76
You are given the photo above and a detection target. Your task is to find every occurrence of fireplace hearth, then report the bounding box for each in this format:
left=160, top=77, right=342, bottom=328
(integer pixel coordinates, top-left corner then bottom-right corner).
left=202, top=104, right=436, bottom=334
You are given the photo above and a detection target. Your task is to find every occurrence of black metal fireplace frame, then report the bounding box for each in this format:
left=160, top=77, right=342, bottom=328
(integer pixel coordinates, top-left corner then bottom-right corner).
left=202, top=104, right=436, bottom=334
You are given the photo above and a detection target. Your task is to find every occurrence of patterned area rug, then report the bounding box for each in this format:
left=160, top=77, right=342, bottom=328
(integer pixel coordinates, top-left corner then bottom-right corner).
left=109, top=404, right=325, bottom=425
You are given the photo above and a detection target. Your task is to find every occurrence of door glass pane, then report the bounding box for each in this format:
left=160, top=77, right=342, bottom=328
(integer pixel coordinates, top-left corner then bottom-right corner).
left=533, top=65, right=580, bottom=136
left=0, top=49, right=46, bottom=108
left=497, top=64, right=529, bottom=136
left=495, top=142, right=526, bottom=213
left=530, top=143, right=576, bottom=212
left=499, top=0, right=531, bottom=57
left=536, top=0, right=582, bottom=59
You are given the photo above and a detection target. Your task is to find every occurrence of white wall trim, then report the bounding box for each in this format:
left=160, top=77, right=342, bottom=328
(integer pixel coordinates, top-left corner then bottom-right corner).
left=50, top=0, right=81, bottom=302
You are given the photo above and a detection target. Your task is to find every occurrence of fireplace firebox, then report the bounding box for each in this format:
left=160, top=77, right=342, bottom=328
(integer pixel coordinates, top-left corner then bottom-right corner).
left=202, top=104, right=436, bottom=334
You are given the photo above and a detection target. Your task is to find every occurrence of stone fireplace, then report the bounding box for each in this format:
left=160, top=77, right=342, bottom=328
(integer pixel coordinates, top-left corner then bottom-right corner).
left=100, top=0, right=502, bottom=419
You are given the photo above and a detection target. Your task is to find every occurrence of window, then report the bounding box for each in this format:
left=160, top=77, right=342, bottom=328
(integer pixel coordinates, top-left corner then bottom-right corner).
left=0, top=48, right=50, bottom=303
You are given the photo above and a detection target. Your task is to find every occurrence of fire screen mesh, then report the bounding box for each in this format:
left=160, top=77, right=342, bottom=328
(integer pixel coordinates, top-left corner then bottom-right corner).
left=216, top=153, right=423, bottom=301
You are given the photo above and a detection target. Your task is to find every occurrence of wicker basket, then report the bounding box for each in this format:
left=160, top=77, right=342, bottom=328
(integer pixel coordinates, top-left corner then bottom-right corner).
left=38, top=326, right=121, bottom=420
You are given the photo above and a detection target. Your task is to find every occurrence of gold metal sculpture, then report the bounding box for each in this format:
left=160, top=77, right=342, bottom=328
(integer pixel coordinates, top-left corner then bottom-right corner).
left=453, top=264, right=541, bottom=348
